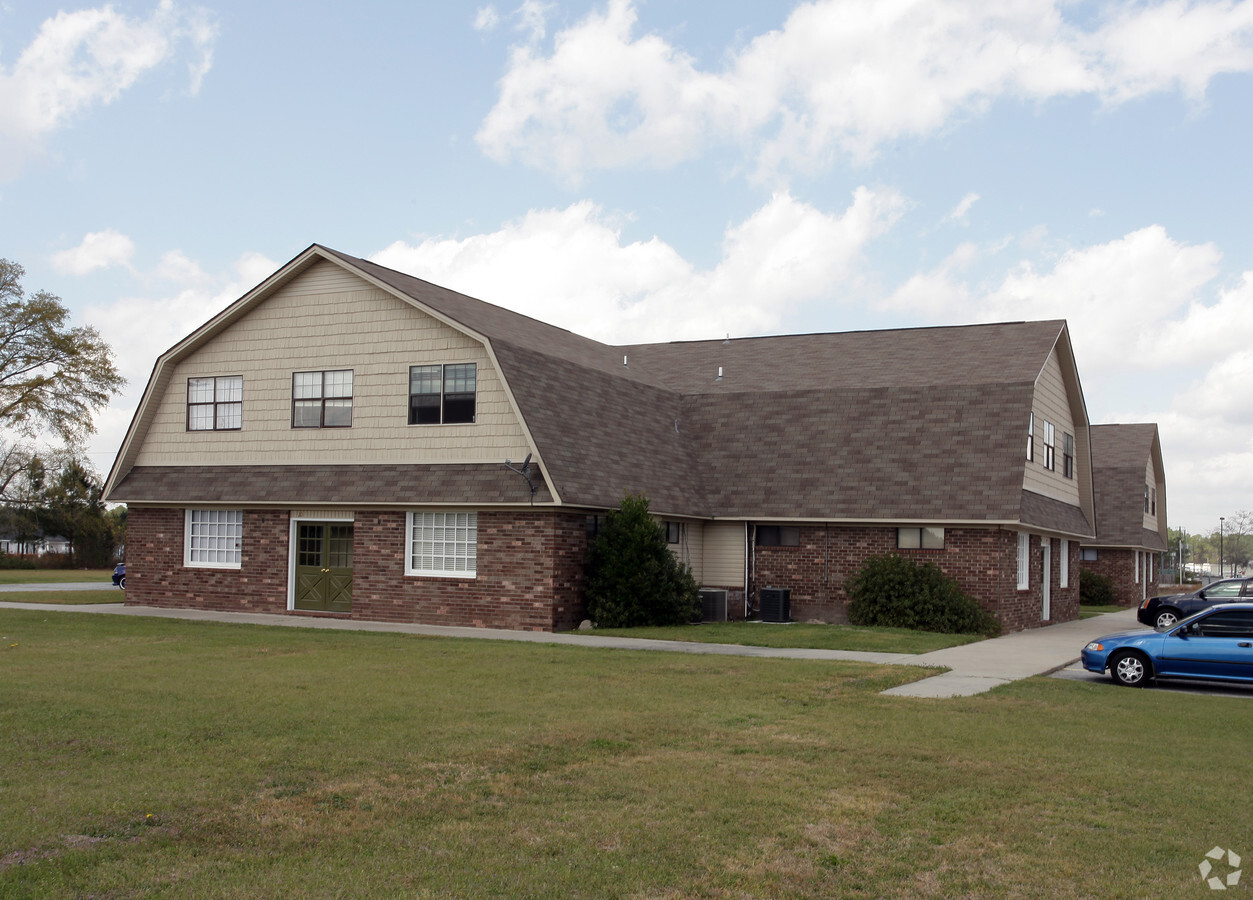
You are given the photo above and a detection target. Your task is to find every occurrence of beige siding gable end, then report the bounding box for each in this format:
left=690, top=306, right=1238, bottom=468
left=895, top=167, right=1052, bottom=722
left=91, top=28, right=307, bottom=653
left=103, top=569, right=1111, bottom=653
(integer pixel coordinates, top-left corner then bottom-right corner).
left=1023, top=346, right=1083, bottom=508
left=132, top=261, right=531, bottom=468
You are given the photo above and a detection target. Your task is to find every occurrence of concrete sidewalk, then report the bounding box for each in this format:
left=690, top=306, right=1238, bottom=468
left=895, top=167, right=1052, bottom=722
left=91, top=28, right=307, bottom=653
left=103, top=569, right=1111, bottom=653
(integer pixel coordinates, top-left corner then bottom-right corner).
left=0, top=600, right=1142, bottom=697
left=884, top=607, right=1141, bottom=697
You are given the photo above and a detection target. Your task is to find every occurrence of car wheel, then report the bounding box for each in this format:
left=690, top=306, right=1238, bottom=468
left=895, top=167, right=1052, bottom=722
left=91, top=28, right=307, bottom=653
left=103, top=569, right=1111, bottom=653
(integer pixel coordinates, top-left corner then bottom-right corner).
left=1154, top=609, right=1180, bottom=629
left=1110, top=651, right=1150, bottom=687
left=119, top=575, right=125, bottom=590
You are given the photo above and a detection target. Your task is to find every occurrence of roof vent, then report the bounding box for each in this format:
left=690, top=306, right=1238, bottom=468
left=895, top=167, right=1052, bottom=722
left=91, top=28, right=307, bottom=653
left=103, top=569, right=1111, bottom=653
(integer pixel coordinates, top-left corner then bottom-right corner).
left=622, top=354, right=628, bottom=367
left=716, top=366, right=723, bottom=381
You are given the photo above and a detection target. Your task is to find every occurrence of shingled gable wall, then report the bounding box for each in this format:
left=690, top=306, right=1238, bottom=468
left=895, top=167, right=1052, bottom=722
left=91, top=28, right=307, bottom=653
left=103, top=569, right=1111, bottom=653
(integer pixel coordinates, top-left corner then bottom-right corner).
left=752, top=525, right=1079, bottom=631
left=125, top=507, right=589, bottom=631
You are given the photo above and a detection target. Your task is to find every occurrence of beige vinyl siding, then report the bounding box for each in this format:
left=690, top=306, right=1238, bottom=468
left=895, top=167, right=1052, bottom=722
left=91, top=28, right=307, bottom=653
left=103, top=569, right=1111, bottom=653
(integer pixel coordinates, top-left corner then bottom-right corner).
left=663, top=519, right=705, bottom=582
left=134, top=261, right=530, bottom=467
left=702, top=522, right=746, bottom=588
left=1023, top=347, right=1082, bottom=506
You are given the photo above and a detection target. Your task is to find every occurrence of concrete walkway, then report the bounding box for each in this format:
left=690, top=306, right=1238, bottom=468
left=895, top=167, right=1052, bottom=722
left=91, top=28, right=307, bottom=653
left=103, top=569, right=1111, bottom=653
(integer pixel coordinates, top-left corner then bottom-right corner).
left=0, top=600, right=1142, bottom=698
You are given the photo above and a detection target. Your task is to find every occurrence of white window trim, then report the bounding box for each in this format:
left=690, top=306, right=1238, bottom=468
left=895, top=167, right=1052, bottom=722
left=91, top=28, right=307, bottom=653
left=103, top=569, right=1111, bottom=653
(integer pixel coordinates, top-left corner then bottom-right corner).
left=405, top=510, right=478, bottom=578
left=184, top=509, right=243, bottom=569
left=1017, top=531, right=1030, bottom=590
left=1060, top=539, right=1069, bottom=588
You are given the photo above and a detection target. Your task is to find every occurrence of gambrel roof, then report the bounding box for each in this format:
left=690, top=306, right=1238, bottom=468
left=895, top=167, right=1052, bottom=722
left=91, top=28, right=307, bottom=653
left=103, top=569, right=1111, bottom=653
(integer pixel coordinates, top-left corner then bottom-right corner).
left=105, top=244, right=1095, bottom=537
left=1086, top=423, right=1168, bottom=551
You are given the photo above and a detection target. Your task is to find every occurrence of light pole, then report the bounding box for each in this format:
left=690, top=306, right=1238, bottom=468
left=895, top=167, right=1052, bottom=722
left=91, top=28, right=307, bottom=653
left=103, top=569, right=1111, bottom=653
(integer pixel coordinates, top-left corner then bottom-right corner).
left=1220, top=517, right=1225, bottom=579
left=1179, top=532, right=1185, bottom=585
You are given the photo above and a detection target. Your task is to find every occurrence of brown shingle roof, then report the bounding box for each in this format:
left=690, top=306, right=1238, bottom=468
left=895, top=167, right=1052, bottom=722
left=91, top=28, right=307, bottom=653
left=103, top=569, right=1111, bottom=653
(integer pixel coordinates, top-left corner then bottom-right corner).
left=112, top=464, right=552, bottom=506
left=1087, top=424, right=1167, bottom=550
left=107, top=244, right=1092, bottom=535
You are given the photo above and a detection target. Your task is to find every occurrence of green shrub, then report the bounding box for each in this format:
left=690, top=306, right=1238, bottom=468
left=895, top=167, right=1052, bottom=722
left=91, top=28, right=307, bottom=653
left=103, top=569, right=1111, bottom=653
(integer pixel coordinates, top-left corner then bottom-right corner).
left=1079, top=569, right=1115, bottom=606
left=845, top=553, right=999, bottom=636
left=0, top=552, right=36, bottom=570
left=586, top=494, right=700, bottom=628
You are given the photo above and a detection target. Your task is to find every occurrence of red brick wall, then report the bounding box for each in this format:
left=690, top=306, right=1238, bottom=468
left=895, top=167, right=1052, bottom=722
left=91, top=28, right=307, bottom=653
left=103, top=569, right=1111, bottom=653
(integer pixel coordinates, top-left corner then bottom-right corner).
left=125, top=507, right=589, bottom=632
left=1080, top=548, right=1158, bottom=607
left=751, top=525, right=1079, bottom=631
left=125, top=507, right=289, bottom=613
left=352, top=510, right=588, bottom=631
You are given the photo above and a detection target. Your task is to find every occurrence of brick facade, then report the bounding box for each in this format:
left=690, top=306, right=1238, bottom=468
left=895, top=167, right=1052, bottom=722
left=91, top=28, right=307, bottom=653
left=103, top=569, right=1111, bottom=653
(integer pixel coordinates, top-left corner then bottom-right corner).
left=1079, top=548, right=1159, bottom=607
left=126, top=507, right=589, bottom=631
left=752, top=525, right=1079, bottom=631
left=127, top=509, right=1079, bottom=633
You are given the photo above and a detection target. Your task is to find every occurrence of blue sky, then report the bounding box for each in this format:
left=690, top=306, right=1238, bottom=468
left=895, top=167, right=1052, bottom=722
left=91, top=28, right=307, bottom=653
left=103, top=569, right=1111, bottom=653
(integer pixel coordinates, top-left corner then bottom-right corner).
left=2, top=0, right=1252, bottom=537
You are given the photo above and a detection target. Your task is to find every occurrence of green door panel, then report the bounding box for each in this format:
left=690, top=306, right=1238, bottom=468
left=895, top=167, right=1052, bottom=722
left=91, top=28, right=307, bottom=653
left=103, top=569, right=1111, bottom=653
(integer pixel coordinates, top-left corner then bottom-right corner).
left=294, top=522, right=353, bottom=612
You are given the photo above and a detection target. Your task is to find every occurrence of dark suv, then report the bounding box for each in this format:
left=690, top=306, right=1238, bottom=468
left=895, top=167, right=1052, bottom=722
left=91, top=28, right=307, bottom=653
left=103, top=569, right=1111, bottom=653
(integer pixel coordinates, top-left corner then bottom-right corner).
left=1138, top=577, right=1253, bottom=629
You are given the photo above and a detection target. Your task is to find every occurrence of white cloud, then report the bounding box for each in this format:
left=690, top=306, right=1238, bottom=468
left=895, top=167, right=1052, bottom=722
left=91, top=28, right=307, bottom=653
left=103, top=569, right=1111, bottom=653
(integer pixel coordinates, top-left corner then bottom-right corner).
left=474, top=6, right=500, bottom=32
left=516, top=1, right=555, bottom=42
left=50, top=229, right=136, bottom=275
left=885, top=225, right=1228, bottom=371
left=372, top=188, right=905, bottom=343
left=943, top=192, right=980, bottom=225
left=0, top=1, right=219, bottom=177
left=478, top=0, right=1253, bottom=179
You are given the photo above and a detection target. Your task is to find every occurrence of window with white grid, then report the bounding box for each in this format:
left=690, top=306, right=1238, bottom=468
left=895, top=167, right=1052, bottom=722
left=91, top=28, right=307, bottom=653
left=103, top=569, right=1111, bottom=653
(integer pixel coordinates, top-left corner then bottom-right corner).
left=184, top=509, right=243, bottom=568
left=406, top=511, right=477, bottom=577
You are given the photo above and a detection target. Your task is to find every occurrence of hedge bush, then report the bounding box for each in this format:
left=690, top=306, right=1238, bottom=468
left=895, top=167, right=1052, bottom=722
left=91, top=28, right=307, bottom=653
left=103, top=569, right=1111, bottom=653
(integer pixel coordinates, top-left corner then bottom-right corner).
left=586, top=494, right=700, bottom=628
left=1079, top=569, right=1116, bottom=606
left=845, top=553, right=999, bottom=636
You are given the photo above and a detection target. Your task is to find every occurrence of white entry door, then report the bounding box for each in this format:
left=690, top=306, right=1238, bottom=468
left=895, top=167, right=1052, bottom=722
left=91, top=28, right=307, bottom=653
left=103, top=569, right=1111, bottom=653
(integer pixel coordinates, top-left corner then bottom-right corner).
left=1041, top=539, right=1052, bottom=621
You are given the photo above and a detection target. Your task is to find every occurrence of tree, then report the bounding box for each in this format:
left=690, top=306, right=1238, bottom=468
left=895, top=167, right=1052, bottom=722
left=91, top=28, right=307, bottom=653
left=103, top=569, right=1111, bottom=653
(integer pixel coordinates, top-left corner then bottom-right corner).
left=0, top=259, right=123, bottom=445
left=586, top=494, right=700, bottom=628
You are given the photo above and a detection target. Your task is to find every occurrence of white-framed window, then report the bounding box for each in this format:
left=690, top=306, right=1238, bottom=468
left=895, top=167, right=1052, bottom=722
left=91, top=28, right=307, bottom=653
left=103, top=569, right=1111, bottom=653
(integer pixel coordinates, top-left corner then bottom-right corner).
left=185, top=509, right=243, bottom=568
left=1017, top=532, right=1030, bottom=590
left=897, top=527, right=944, bottom=549
left=292, top=369, right=353, bottom=428
left=1081, top=547, right=1098, bottom=561
left=409, top=363, right=477, bottom=425
left=187, top=375, right=243, bottom=431
left=1043, top=421, right=1056, bottom=471
left=1060, top=539, right=1069, bottom=587
left=406, top=511, right=477, bottom=577
left=1026, top=412, right=1034, bottom=461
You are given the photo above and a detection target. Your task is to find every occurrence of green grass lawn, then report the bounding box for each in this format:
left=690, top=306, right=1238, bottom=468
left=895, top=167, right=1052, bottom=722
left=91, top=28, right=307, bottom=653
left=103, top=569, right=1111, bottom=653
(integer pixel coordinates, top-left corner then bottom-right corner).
left=0, top=568, right=114, bottom=584
left=586, top=621, right=982, bottom=653
left=1, top=610, right=1247, bottom=899
left=0, top=589, right=123, bottom=604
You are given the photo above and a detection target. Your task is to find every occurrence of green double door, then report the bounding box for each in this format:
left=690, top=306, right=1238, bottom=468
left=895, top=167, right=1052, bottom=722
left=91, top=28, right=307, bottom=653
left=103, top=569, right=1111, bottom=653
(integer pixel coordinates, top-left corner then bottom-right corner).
left=294, top=523, right=354, bottom=612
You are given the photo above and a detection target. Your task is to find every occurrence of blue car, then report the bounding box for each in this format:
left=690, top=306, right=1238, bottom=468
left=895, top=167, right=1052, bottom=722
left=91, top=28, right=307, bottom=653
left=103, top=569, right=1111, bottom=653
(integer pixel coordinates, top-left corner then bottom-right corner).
left=1082, top=603, right=1253, bottom=687
left=112, top=563, right=125, bottom=589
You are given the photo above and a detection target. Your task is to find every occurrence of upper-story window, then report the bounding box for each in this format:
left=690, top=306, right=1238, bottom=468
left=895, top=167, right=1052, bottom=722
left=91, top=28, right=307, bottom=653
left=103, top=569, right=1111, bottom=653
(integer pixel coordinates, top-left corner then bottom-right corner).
left=1151, top=488, right=1157, bottom=515
left=1026, top=413, right=1034, bottom=461
left=187, top=376, right=242, bottom=431
left=1062, top=432, right=1074, bottom=479
left=1144, top=485, right=1151, bottom=514
left=409, top=363, right=476, bottom=425
left=1042, top=421, right=1056, bottom=471
left=292, top=370, right=353, bottom=428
